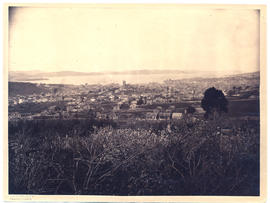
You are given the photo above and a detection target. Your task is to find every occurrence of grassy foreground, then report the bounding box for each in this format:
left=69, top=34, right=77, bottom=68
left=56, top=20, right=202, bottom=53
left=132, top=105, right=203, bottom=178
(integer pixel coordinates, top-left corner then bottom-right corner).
left=8, top=118, right=259, bottom=195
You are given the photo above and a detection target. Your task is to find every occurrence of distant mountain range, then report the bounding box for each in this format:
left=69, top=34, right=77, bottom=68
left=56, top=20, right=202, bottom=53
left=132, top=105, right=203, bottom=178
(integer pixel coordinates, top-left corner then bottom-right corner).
left=8, top=69, right=259, bottom=82
left=9, top=69, right=189, bottom=81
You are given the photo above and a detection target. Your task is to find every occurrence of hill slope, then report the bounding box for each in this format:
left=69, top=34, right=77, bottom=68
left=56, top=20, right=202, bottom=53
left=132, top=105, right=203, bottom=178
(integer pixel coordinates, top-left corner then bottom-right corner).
left=8, top=82, right=50, bottom=97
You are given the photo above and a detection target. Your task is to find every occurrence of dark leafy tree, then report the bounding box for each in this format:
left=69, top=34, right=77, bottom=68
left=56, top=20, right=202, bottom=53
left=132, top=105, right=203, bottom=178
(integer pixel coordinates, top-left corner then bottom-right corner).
left=186, top=106, right=196, bottom=114
left=53, top=88, right=58, bottom=94
left=227, top=90, right=235, bottom=97
left=137, top=97, right=144, bottom=105
left=55, top=106, right=61, bottom=111
left=201, top=87, right=228, bottom=119
left=88, top=109, right=96, bottom=119
left=120, top=103, right=129, bottom=110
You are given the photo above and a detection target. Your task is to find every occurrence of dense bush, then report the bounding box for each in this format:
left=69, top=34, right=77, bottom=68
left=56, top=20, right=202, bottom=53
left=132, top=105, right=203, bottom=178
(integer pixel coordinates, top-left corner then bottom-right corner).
left=8, top=118, right=259, bottom=195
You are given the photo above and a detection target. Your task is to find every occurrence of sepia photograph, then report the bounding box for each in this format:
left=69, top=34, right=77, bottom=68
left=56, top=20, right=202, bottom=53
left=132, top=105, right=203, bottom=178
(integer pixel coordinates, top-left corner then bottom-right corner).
left=3, top=3, right=267, bottom=202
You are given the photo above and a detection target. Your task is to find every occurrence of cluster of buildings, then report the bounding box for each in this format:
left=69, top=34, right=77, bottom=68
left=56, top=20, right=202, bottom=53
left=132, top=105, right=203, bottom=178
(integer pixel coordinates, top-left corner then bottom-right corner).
left=8, top=74, right=259, bottom=123
left=9, top=93, right=58, bottom=106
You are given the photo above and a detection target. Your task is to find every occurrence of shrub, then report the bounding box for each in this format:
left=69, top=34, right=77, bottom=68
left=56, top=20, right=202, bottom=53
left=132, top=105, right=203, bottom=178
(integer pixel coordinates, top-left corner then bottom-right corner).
left=9, top=118, right=259, bottom=195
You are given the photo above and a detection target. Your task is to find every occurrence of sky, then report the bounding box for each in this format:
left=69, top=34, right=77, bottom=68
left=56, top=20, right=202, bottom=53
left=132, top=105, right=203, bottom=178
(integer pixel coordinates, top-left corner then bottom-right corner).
left=8, top=5, right=260, bottom=73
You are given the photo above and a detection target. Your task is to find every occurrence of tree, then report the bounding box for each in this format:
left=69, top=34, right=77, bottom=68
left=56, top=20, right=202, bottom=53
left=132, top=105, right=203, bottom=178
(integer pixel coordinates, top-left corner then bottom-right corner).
left=88, top=109, right=96, bottom=119
left=201, top=87, right=228, bottom=119
left=186, top=105, right=196, bottom=114
left=227, top=90, right=235, bottom=97
left=183, top=106, right=196, bottom=128
left=53, top=88, right=58, bottom=94
left=137, top=96, right=146, bottom=105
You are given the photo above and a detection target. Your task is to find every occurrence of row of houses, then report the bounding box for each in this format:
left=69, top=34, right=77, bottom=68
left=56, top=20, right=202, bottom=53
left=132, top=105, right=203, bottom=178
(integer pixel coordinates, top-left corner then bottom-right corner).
left=146, top=112, right=183, bottom=120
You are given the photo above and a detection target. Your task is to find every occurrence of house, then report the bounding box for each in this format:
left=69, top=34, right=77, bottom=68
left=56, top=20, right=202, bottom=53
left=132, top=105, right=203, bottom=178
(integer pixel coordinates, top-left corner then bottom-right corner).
left=221, top=128, right=233, bottom=135
left=167, top=96, right=176, bottom=103
left=119, top=95, right=129, bottom=102
left=96, top=112, right=108, bottom=119
left=158, top=112, right=171, bottom=120
left=147, top=99, right=153, bottom=105
left=249, top=95, right=259, bottom=99
left=40, top=97, right=48, bottom=103
left=18, top=98, right=24, bottom=104
left=146, top=112, right=158, bottom=120
left=40, top=110, right=49, bottom=116
left=33, top=113, right=41, bottom=118
left=172, top=112, right=183, bottom=120
left=8, top=99, right=15, bottom=106
left=82, top=104, right=91, bottom=111
left=109, top=95, right=115, bottom=101
left=113, top=104, right=120, bottom=111
left=168, top=105, right=176, bottom=111
left=9, top=112, right=21, bottom=120
left=109, top=112, right=118, bottom=120
left=130, top=100, right=137, bottom=110
left=195, top=107, right=205, bottom=114
left=166, top=108, right=173, bottom=113
left=26, top=115, right=33, bottom=120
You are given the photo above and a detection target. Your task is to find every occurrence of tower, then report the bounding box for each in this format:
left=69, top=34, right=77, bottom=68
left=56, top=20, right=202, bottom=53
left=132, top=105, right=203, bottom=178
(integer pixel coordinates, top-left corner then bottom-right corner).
left=123, top=80, right=126, bottom=87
